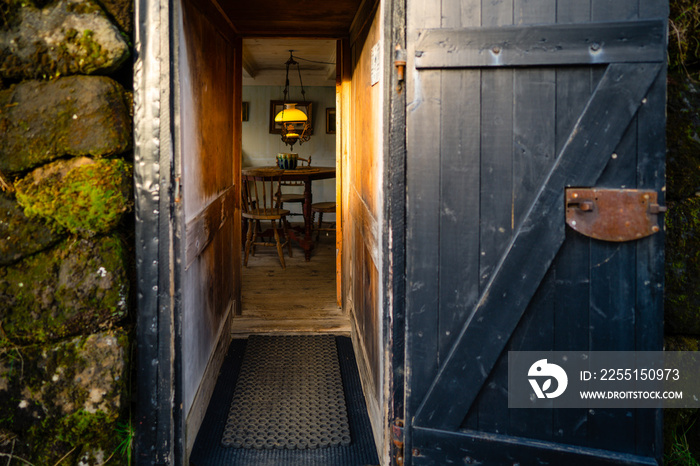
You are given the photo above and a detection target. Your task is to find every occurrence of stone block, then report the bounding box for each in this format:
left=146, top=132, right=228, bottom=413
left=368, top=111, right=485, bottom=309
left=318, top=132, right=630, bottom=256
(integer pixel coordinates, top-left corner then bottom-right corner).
left=0, top=76, right=131, bottom=174
left=0, top=235, right=129, bottom=344
left=0, top=0, right=129, bottom=80
left=0, top=331, right=129, bottom=464
left=0, top=192, right=62, bottom=265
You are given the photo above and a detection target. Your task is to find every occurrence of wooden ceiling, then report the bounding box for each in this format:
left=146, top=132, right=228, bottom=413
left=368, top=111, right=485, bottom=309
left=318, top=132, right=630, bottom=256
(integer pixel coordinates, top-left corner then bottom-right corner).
left=206, top=0, right=369, bottom=85
left=216, top=0, right=364, bottom=37
left=242, top=38, right=337, bottom=86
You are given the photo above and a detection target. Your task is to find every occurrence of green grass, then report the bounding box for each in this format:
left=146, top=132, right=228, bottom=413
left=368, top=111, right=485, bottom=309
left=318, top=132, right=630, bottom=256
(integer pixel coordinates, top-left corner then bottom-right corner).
left=667, top=421, right=700, bottom=466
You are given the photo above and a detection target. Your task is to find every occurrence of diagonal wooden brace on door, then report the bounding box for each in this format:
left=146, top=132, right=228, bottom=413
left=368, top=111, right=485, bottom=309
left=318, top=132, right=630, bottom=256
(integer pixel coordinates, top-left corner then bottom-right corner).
left=413, top=62, right=663, bottom=430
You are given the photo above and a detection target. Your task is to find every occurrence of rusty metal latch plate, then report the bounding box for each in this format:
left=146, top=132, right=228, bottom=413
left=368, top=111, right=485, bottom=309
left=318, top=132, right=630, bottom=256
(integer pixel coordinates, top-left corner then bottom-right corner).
left=392, top=419, right=405, bottom=466
left=566, top=188, right=666, bottom=242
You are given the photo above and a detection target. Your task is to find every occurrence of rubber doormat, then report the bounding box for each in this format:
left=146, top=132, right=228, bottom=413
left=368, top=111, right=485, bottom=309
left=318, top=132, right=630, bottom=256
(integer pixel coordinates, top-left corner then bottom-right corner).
left=222, top=335, right=351, bottom=449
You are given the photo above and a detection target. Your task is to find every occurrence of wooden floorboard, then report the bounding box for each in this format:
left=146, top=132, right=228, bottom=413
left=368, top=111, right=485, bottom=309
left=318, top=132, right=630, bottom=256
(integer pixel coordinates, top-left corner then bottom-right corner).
left=232, top=231, right=350, bottom=336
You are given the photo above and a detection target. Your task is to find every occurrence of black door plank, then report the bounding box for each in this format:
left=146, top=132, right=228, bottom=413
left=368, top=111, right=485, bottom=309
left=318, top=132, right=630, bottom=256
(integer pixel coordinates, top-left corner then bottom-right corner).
left=436, top=0, right=481, bottom=365
left=478, top=69, right=514, bottom=289
left=587, top=50, right=640, bottom=454
left=494, top=0, right=556, bottom=439
left=413, top=62, right=662, bottom=430
left=414, top=20, right=665, bottom=69
left=474, top=0, right=514, bottom=432
left=438, top=70, right=481, bottom=363
left=552, top=1, right=594, bottom=440
left=590, top=0, right=639, bottom=82
left=634, top=68, right=666, bottom=460
left=476, top=67, right=514, bottom=432
left=592, top=0, right=639, bottom=21
left=411, top=426, right=658, bottom=466
left=639, top=0, right=669, bottom=19
left=506, top=269, right=555, bottom=440
left=556, top=0, right=592, bottom=23
left=404, top=0, right=442, bottom=421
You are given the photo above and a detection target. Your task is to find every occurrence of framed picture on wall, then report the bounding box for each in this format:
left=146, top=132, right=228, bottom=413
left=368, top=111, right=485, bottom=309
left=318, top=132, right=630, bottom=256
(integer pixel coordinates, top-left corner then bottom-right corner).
left=326, top=108, right=336, bottom=134
left=242, top=102, right=249, bottom=121
left=269, top=101, right=313, bottom=135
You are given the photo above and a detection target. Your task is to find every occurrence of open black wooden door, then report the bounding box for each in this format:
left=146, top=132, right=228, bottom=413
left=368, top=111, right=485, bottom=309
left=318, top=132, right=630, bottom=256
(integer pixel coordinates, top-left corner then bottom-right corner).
left=403, top=1, right=667, bottom=464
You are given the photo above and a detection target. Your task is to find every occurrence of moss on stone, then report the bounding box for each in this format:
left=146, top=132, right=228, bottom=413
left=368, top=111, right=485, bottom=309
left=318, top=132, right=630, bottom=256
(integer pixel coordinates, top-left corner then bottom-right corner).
left=666, top=76, right=700, bottom=201
left=0, top=235, right=129, bottom=344
left=0, top=0, right=130, bottom=80
left=15, top=157, right=133, bottom=236
left=665, top=197, right=700, bottom=335
left=0, top=332, right=129, bottom=464
left=0, top=191, right=63, bottom=265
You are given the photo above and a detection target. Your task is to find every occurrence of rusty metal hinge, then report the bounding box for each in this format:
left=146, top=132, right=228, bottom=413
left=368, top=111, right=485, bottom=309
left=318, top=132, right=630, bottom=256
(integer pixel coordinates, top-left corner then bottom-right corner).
left=394, top=45, right=407, bottom=94
left=392, top=419, right=404, bottom=466
left=565, top=188, right=666, bottom=242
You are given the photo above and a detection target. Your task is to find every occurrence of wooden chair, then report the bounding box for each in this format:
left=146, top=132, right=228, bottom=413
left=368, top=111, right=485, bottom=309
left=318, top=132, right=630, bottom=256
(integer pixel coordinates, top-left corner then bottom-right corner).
left=311, top=201, right=336, bottom=241
left=278, top=155, right=311, bottom=222
left=242, top=168, right=292, bottom=269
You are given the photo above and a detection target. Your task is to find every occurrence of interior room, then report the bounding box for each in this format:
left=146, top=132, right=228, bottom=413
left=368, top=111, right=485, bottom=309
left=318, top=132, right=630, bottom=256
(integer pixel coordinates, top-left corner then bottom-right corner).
left=231, top=38, right=347, bottom=335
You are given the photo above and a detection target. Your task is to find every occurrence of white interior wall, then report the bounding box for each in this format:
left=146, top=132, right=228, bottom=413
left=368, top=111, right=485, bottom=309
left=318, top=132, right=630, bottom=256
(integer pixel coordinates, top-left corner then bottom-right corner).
left=242, top=85, right=337, bottom=217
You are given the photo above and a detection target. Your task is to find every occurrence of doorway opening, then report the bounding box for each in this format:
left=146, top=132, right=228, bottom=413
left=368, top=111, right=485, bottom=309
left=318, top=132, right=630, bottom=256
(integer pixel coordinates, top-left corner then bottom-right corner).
left=163, top=0, right=390, bottom=461
left=232, top=38, right=348, bottom=336
left=187, top=31, right=380, bottom=464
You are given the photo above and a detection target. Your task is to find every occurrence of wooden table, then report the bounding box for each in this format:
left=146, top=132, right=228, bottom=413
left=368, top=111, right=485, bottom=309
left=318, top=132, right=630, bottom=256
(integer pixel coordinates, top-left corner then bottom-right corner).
left=242, top=166, right=336, bottom=261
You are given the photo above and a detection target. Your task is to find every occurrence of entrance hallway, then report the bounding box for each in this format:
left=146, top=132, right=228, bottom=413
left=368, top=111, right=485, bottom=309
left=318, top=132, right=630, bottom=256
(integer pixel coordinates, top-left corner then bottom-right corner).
left=231, top=231, right=350, bottom=335
left=190, top=233, right=379, bottom=465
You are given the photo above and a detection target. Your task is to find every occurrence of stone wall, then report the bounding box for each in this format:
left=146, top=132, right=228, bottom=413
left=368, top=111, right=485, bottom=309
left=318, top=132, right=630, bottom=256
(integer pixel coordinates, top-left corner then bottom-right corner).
left=664, top=0, right=700, bottom=463
left=0, top=0, right=134, bottom=463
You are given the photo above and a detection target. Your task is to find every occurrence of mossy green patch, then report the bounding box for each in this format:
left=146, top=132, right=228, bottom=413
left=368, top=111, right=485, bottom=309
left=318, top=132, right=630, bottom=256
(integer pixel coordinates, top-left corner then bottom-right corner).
left=0, top=235, right=129, bottom=344
left=15, top=158, right=133, bottom=237
left=0, top=332, right=129, bottom=464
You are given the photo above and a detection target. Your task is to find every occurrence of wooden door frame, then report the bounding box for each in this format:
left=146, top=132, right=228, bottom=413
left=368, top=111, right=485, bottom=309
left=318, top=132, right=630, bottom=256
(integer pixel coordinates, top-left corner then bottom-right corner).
left=383, top=0, right=407, bottom=463
left=134, top=0, right=242, bottom=463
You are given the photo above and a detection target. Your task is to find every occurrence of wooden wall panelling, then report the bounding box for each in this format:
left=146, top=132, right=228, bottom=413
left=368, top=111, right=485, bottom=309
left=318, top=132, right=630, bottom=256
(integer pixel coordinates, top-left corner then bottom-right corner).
left=346, top=3, right=383, bottom=454
left=340, top=38, right=353, bottom=313
left=178, top=0, right=238, bottom=438
left=336, top=39, right=343, bottom=307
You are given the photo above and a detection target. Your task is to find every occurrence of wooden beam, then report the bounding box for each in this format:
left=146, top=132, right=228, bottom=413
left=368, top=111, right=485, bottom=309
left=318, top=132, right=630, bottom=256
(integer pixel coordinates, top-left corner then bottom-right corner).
left=414, top=20, right=665, bottom=68
left=412, top=427, right=658, bottom=466
left=187, top=0, right=238, bottom=43
left=241, top=47, right=257, bottom=78
left=412, top=62, right=663, bottom=430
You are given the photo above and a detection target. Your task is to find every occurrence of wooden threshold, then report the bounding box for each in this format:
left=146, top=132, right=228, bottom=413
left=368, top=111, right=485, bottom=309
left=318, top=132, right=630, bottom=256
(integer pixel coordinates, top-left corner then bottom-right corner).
left=232, top=231, right=349, bottom=336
